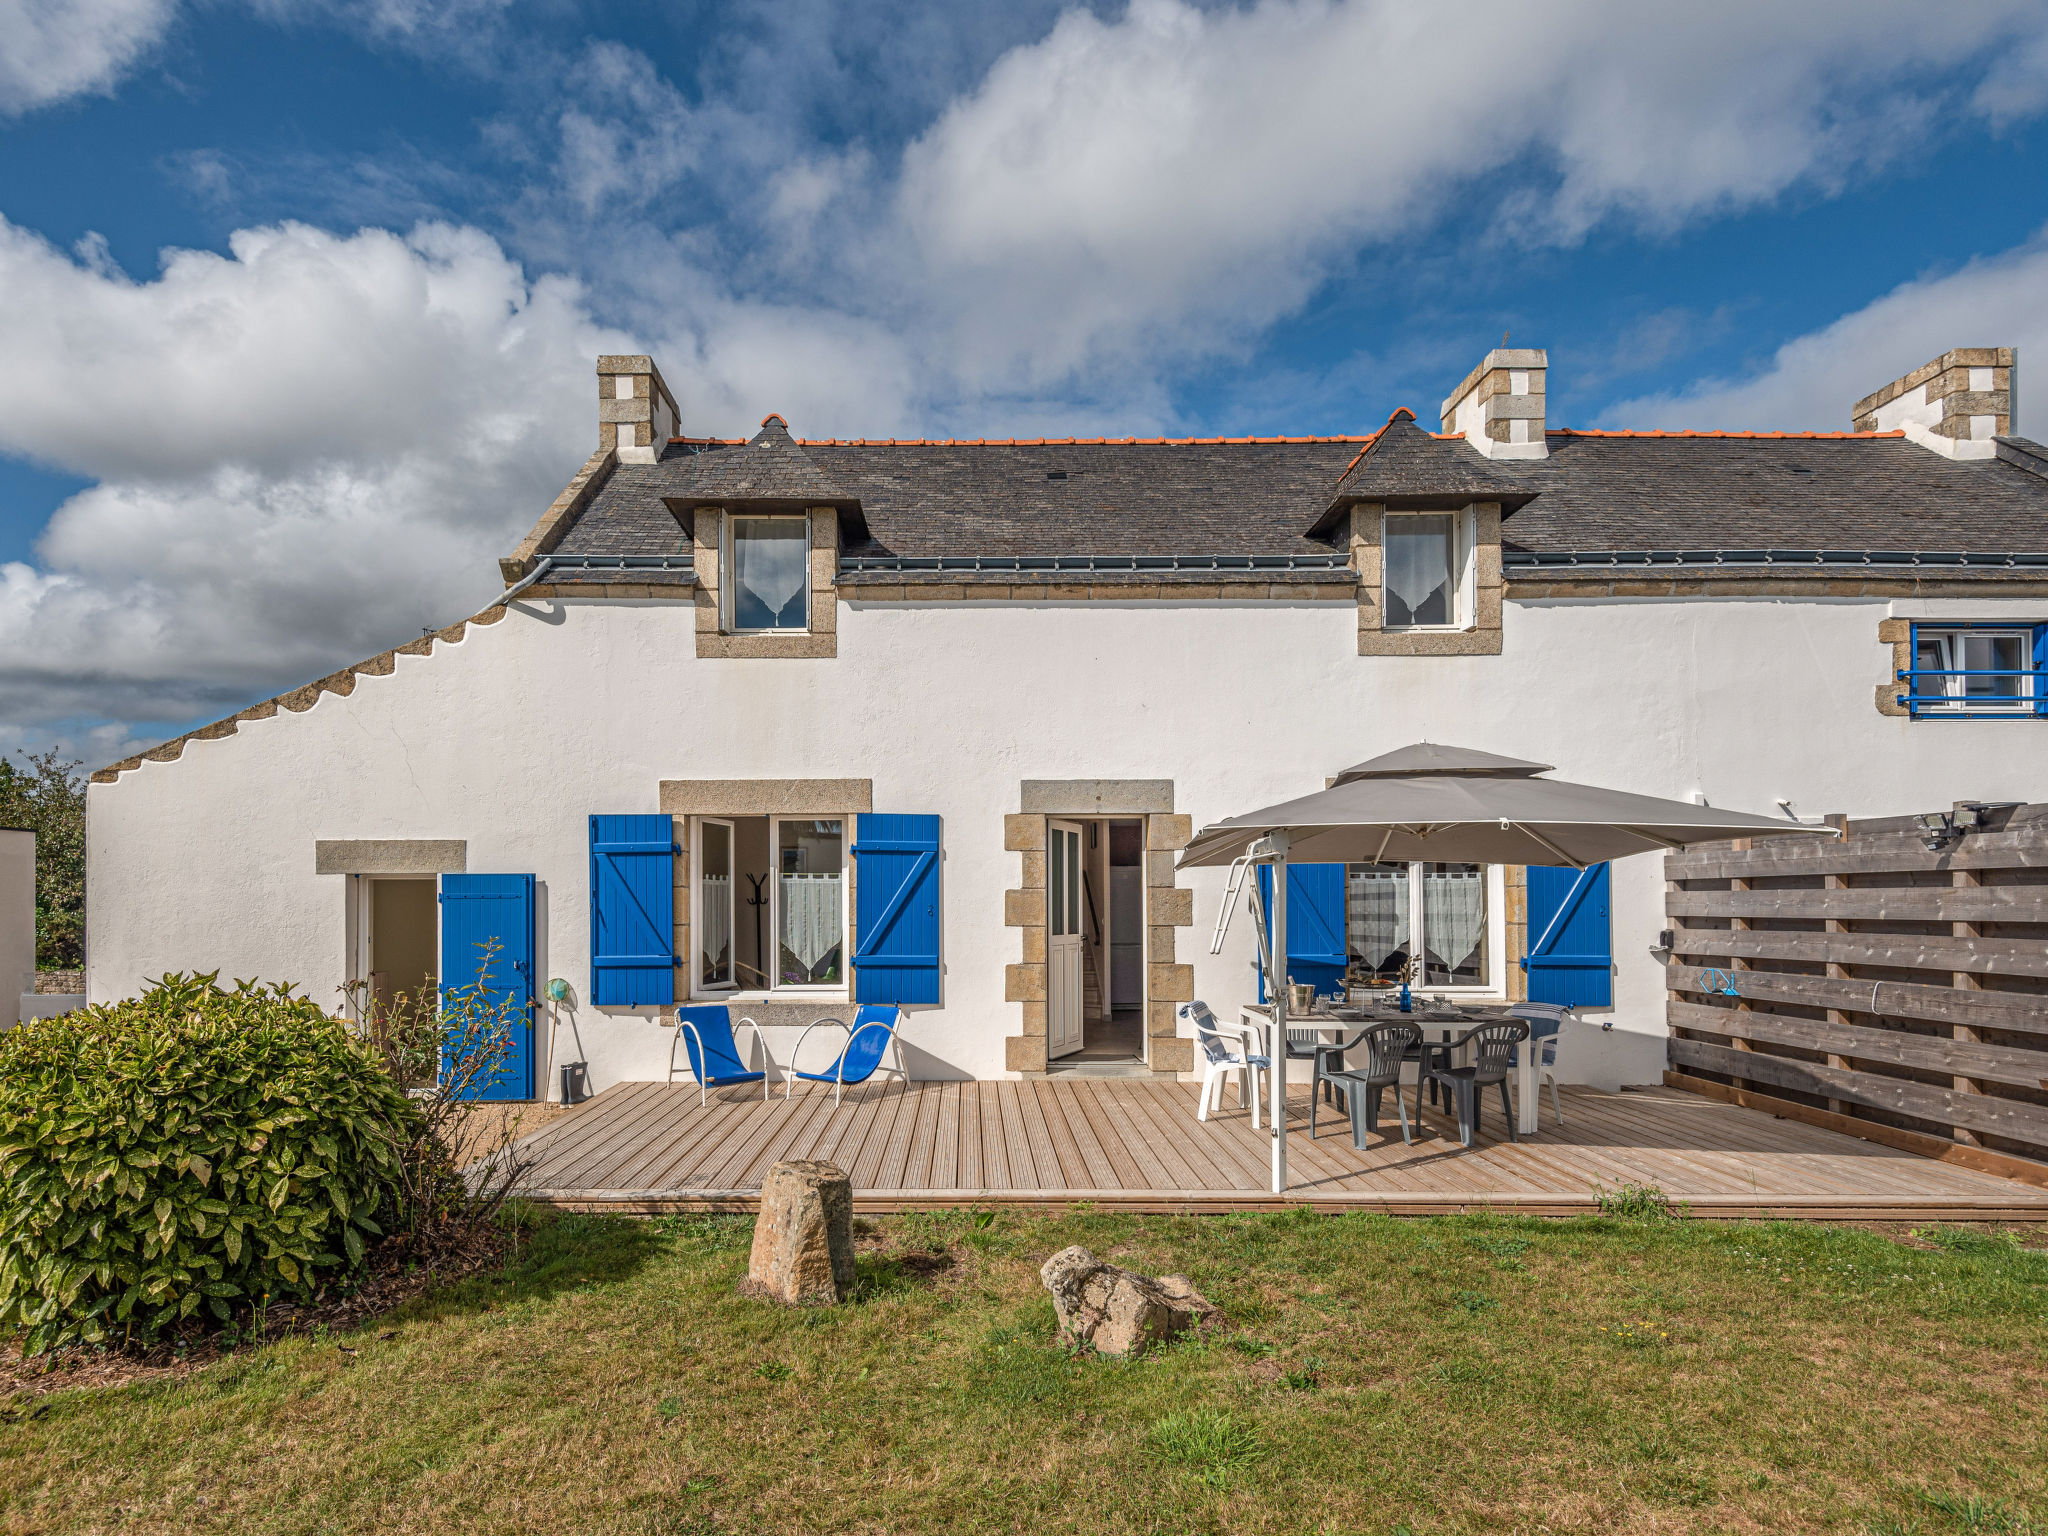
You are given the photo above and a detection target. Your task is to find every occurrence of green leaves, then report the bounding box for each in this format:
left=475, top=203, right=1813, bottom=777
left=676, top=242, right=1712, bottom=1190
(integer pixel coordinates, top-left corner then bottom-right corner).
left=0, top=974, right=423, bottom=1352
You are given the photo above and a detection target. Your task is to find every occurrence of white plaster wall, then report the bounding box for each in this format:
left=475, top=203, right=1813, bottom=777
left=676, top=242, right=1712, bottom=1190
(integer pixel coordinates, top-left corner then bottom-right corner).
left=0, top=830, right=32, bottom=1033
left=86, top=591, right=2048, bottom=1095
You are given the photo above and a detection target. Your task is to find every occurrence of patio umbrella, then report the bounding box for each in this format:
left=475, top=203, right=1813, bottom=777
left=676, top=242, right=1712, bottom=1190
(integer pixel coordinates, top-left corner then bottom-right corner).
left=1177, top=742, right=1837, bottom=1192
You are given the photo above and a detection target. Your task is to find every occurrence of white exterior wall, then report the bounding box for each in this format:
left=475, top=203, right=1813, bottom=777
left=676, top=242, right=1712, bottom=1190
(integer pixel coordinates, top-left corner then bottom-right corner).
left=0, top=829, right=32, bottom=1033
left=86, top=591, right=2048, bottom=1095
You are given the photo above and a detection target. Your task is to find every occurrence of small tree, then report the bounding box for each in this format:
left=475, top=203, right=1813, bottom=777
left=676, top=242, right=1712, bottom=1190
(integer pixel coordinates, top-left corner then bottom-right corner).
left=0, top=749, right=87, bottom=970
left=343, top=944, right=538, bottom=1240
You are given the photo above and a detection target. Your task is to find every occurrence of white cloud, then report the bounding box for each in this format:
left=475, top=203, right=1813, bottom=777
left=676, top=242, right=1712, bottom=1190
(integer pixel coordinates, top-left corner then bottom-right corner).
left=896, top=0, right=2048, bottom=385
left=0, top=213, right=932, bottom=743
left=1606, top=231, right=2048, bottom=436
left=0, top=0, right=176, bottom=114
left=0, top=217, right=626, bottom=733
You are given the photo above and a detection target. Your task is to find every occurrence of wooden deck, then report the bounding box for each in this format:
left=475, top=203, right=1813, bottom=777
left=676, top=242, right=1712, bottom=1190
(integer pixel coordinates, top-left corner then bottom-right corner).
left=507, top=1078, right=2048, bottom=1220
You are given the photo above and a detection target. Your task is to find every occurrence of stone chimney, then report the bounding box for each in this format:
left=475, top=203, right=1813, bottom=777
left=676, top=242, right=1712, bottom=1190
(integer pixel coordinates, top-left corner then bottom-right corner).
left=597, top=354, right=680, bottom=464
left=1851, top=348, right=2016, bottom=460
left=1440, top=348, right=1548, bottom=459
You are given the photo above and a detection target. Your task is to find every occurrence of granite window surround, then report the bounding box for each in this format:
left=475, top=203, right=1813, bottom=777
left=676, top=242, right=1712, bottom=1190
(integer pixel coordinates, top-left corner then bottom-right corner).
left=1351, top=501, right=1505, bottom=656
left=693, top=507, right=841, bottom=659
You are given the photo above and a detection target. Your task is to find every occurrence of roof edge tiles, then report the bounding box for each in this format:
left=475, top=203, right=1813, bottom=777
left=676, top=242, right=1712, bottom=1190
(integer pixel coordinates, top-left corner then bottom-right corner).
left=785, top=434, right=1376, bottom=447
left=1545, top=428, right=1906, bottom=440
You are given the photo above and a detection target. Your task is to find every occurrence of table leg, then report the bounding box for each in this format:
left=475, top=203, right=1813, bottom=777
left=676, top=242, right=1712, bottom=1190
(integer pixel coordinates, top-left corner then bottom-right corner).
left=1517, top=1040, right=1540, bottom=1135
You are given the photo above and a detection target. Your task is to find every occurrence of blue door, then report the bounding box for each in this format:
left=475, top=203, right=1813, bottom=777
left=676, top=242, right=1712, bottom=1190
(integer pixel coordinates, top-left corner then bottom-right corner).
left=1522, top=863, right=1612, bottom=1008
left=439, top=873, right=535, bottom=1100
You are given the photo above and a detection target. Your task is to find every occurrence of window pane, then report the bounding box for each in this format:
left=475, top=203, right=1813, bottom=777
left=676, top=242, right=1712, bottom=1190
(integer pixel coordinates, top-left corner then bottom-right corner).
left=1068, top=831, right=1081, bottom=943
left=775, top=820, right=843, bottom=985
left=1420, top=863, right=1487, bottom=986
left=1384, top=515, right=1455, bottom=627
left=1049, top=826, right=1066, bottom=936
left=1915, top=635, right=1951, bottom=703
left=699, top=822, right=732, bottom=987
left=731, top=517, right=809, bottom=630
left=1963, top=633, right=2025, bottom=703
left=1345, top=864, right=1411, bottom=978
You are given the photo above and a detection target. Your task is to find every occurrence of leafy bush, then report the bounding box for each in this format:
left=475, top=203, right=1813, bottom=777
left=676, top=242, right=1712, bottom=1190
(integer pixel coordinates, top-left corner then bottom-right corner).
left=0, top=973, right=422, bottom=1352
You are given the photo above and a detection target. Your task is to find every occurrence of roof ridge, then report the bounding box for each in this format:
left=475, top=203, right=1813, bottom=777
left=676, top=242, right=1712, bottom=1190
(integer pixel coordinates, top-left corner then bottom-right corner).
left=1546, top=428, right=1907, bottom=440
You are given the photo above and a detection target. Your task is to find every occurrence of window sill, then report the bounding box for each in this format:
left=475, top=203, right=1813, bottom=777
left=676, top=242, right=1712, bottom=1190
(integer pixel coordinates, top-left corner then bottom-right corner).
left=696, top=631, right=837, bottom=659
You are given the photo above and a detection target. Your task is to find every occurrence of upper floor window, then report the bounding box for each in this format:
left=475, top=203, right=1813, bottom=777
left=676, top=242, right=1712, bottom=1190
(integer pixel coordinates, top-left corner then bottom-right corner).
left=727, top=515, right=810, bottom=632
left=1384, top=511, right=1472, bottom=629
left=1906, top=623, right=2045, bottom=718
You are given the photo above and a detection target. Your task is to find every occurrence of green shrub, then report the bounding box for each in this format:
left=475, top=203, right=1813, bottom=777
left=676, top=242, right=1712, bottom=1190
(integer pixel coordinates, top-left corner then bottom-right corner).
left=0, top=973, right=422, bottom=1352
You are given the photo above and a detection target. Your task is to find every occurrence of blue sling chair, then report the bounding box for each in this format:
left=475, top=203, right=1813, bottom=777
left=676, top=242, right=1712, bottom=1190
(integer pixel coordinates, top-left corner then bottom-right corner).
left=670, top=1004, right=772, bottom=1105
left=786, top=1005, right=906, bottom=1103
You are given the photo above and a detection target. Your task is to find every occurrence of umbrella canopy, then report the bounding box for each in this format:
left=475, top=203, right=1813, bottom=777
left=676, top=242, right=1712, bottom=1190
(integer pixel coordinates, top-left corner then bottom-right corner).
left=1179, top=743, right=1835, bottom=870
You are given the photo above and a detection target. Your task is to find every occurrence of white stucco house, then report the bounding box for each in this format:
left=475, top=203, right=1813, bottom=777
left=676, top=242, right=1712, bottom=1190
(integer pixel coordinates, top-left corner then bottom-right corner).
left=85, top=344, right=2046, bottom=1101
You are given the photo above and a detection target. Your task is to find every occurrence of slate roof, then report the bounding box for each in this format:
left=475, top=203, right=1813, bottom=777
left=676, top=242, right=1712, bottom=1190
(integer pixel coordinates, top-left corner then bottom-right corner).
left=1498, top=432, right=2048, bottom=554
left=538, top=412, right=2048, bottom=584
left=1322, top=409, right=1536, bottom=514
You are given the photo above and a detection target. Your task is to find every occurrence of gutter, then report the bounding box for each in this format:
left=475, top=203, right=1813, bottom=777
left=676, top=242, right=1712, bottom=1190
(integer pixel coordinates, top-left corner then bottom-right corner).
left=500, top=557, right=555, bottom=602
left=1504, top=549, right=2048, bottom=571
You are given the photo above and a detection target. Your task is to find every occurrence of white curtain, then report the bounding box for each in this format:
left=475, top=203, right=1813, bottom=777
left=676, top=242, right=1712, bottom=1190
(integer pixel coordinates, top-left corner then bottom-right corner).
left=779, top=873, right=843, bottom=979
left=1346, top=868, right=1409, bottom=969
left=1422, top=867, right=1486, bottom=977
left=699, top=875, right=731, bottom=978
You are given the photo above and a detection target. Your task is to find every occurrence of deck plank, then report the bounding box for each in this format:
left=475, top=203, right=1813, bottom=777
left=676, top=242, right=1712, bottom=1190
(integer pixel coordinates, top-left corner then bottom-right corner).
left=510, top=1075, right=2048, bottom=1214
left=955, top=1083, right=984, bottom=1192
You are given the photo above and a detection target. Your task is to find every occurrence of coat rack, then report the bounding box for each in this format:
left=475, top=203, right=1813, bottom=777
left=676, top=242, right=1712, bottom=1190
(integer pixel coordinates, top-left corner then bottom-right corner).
left=744, top=872, right=770, bottom=983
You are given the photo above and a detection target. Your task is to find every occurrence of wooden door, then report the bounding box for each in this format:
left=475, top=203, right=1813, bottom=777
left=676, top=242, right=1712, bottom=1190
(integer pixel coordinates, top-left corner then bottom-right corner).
left=1047, top=820, right=1084, bottom=1059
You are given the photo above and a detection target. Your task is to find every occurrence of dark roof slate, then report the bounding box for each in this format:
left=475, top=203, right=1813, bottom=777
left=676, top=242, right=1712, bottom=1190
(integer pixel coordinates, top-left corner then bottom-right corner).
left=543, top=424, right=2048, bottom=576
left=1497, top=433, right=2048, bottom=552
left=1316, top=410, right=1536, bottom=527
left=667, top=415, right=852, bottom=504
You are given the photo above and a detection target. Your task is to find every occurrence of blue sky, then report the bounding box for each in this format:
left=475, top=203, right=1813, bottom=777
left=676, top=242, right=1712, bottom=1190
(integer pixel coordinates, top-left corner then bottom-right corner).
left=2, top=0, right=2048, bottom=765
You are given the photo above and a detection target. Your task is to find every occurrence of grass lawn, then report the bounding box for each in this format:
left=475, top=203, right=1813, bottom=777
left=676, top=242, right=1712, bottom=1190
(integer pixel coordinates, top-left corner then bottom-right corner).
left=2, top=1206, right=2045, bottom=1535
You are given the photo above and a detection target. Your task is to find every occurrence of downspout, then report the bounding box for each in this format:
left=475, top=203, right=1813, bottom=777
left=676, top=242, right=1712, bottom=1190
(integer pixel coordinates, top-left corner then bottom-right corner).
left=500, top=557, right=555, bottom=603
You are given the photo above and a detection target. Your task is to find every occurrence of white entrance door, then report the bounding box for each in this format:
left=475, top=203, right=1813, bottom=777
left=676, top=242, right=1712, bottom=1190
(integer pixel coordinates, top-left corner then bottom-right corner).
left=1047, top=820, right=1085, bottom=1059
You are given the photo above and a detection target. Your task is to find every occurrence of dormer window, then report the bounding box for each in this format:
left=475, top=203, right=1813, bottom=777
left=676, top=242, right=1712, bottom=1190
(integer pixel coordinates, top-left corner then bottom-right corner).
left=726, top=515, right=810, bottom=632
left=1384, top=511, right=1475, bottom=630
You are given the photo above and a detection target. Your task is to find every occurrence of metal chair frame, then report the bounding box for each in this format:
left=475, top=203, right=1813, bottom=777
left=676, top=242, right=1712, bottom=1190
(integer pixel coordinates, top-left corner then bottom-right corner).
left=786, top=1005, right=907, bottom=1103
left=668, top=1005, right=771, bottom=1106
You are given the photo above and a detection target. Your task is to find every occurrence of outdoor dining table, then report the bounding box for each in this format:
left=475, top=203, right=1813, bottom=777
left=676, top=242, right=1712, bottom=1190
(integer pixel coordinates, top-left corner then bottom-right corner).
left=1242, top=998, right=1543, bottom=1137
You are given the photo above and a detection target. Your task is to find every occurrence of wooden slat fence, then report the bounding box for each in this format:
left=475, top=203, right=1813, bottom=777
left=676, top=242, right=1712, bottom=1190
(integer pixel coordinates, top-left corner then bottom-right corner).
left=1664, top=802, right=2048, bottom=1185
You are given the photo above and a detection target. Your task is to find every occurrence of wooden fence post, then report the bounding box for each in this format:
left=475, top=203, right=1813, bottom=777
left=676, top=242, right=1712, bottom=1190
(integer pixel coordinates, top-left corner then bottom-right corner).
left=1822, top=813, right=1850, bottom=1115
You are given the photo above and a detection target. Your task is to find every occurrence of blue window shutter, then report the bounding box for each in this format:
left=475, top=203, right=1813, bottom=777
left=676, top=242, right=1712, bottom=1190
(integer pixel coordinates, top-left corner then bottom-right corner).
left=438, top=873, right=535, bottom=1100
left=1521, top=863, right=1612, bottom=1008
left=590, top=813, right=678, bottom=1007
left=2035, top=624, right=2047, bottom=717
left=852, top=814, right=940, bottom=1005
left=1254, top=864, right=1348, bottom=999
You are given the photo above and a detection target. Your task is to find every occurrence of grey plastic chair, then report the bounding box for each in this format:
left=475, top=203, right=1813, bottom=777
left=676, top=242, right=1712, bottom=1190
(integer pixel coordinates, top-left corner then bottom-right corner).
left=1422, top=1018, right=1530, bottom=1147
left=1315, top=1021, right=1421, bottom=1148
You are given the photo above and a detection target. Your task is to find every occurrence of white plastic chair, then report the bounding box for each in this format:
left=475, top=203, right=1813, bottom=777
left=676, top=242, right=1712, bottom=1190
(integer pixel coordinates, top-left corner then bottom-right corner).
left=1508, top=1002, right=1572, bottom=1126
left=1180, top=1002, right=1269, bottom=1126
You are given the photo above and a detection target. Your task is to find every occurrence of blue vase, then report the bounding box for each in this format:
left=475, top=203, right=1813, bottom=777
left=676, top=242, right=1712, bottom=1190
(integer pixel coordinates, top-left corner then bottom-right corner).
left=1398, top=982, right=1411, bottom=1013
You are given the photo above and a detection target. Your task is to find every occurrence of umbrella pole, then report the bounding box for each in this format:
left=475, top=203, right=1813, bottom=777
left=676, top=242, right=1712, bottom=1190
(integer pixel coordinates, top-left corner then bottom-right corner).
left=1268, top=834, right=1290, bottom=1195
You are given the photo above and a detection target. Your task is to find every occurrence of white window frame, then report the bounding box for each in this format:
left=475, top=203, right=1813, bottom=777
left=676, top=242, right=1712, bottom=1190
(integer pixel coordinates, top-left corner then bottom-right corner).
left=689, top=814, right=851, bottom=1001
left=692, top=816, right=738, bottom=994
left=1910, top=625, right=2038, bottom=717
left=1345, top=861, right=1505, bottom=996
left=1382, top=507, right=1476, bottom=632
left=765, top=814, right=850, bottom=996
left=722, top=512, right=812, bottom=635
